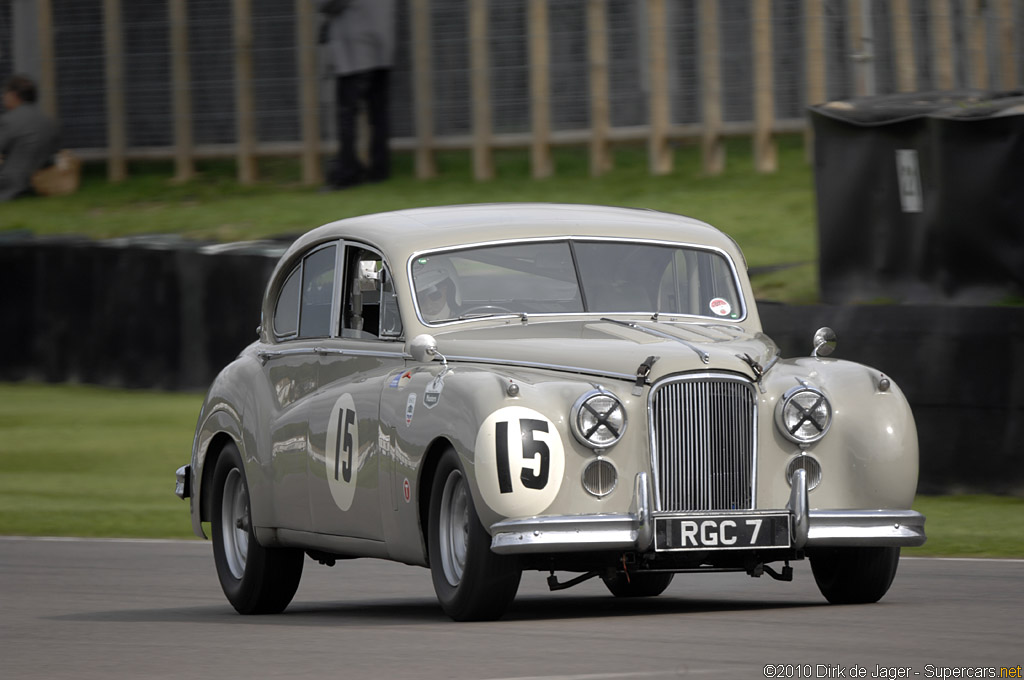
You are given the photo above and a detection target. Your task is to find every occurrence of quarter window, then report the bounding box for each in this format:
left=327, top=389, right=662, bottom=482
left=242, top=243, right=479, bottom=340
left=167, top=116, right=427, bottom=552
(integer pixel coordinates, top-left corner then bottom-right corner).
left=273, top=267, right=300, bottom=338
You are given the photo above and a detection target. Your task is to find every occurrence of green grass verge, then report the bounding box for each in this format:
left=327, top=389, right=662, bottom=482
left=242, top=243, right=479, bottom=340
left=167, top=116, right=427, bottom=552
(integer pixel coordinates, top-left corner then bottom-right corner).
left=1, top=383, right=1021, bottom=556
left=0, top=137, right=819, bottom=303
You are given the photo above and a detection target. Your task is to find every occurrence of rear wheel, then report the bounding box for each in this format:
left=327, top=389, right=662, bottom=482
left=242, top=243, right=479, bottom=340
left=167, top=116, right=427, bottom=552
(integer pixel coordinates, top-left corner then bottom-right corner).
left=211, top=442, right=304, bottom=614
left=809, top=546, right=900, bottom=604
left=428, top=448, right=521, bottom=621
left=601, top=571, right=675, bottom=598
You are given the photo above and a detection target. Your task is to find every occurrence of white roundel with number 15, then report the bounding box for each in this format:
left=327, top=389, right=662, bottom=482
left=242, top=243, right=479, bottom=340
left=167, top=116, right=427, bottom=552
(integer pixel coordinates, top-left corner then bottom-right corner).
left=475, top=407, right=565, bottom=517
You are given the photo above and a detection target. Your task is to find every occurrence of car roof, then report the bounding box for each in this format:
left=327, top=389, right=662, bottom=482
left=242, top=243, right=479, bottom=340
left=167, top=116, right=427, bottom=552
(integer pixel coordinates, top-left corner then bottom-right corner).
left=286, top=203, right=742, bottom=261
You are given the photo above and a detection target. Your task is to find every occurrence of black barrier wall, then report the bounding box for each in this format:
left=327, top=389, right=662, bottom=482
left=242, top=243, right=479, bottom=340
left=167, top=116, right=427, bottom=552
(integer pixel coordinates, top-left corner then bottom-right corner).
left=0, top=234, right=285, bottom=391
left=1, top=236, right=1021, bottom=494
left=810, top=91, right=1024, bottom=304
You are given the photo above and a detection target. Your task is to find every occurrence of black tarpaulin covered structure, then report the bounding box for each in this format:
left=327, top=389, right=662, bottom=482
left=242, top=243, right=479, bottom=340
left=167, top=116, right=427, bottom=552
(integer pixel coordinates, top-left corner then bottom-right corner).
left=810, top=90, right=1024, bottom=304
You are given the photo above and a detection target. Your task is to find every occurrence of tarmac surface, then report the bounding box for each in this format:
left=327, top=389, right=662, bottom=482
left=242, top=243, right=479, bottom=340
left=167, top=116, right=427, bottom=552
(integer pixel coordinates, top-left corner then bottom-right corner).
left=1, top=536, right=1021, bottom=680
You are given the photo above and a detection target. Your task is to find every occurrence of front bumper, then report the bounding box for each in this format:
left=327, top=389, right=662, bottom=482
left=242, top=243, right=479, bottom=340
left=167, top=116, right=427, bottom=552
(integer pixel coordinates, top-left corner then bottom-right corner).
left=490, top=469, right=926, bottom=555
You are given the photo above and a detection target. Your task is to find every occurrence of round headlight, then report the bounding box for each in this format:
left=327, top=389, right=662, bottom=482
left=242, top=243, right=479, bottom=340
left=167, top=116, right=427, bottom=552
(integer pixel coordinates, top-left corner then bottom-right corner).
left=775, top=385, right=832, bottom=445
left=571, top=390, right=626, bottom=449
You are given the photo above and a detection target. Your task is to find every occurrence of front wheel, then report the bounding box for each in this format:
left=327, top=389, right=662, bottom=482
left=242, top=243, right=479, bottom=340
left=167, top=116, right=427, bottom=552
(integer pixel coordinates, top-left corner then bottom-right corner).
left=601, top=571, right=675, bottom=598
left=428, top=448, right=521, bottom=621
left=809, top=546, right=900, bottom=604
left=211, top=442, right=304, bottom=614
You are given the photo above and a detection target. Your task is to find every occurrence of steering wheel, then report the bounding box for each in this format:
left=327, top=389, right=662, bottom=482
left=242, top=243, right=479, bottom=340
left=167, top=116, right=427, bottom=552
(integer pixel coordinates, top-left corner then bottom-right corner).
left=460, top=304, right=516, bottom=316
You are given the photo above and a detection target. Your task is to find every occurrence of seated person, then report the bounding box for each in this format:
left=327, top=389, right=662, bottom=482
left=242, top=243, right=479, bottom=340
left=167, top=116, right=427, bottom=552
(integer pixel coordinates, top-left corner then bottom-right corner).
left=0, top=74, right=60, bottom=202
left=414, top=259, right=461, bottom=322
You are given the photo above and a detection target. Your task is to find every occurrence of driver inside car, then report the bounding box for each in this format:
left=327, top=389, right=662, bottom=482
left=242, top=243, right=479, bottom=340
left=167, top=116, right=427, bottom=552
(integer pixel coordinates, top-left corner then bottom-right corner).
left=414, top=258, right=461, bottom=322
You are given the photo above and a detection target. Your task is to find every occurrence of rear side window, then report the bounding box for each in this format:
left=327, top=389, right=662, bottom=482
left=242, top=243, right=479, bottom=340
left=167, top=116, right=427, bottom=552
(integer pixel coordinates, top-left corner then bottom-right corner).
left=299, top=245, right=336, bottom=338
left=272, top=244, right=338, bottom=340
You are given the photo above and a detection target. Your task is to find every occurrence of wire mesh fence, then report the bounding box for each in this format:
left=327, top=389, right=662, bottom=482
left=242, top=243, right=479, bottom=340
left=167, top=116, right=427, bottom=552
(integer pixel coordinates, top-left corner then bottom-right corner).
left=1, top=0, right=1021, bottom=182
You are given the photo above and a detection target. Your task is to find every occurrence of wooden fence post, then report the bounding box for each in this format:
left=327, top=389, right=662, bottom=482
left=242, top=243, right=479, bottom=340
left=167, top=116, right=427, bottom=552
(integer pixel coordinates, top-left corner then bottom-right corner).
left=804, top=0, right=826, bottom=163
left=37, top=0, right=58, bottom=120
left=104, top=0, right=127, bottom=182
left=752, top=0, right=776, bottom=173
left=169, top=0, right=194, bottom=183
left=296, top=0, right=321, bottom=186
left=528, top=0, right=553, bottom=179
left=966, top=0, right=989, bottom=90
left=699, top=0, right=724, bottom=176
left=647, top=0, right=672, bottom=176
left=233, top=0, right=258, bottom=184
left=587, top=0, right=612, bottom=177
left=931, top=0, right=955, bottom=89
left=892, top=0, right=917, bottom=92
left=996, top=0, right=1017, bottom=89
left=412, top=0, right=437, bottom=179
left=470, top=0, right=494, bottom=181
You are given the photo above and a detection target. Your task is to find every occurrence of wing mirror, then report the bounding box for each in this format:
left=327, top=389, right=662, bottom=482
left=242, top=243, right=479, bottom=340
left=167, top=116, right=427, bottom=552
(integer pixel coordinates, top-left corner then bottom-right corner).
left=812, top=327, right=837, bottom=358
left=408, top=334, right=440, bottom=363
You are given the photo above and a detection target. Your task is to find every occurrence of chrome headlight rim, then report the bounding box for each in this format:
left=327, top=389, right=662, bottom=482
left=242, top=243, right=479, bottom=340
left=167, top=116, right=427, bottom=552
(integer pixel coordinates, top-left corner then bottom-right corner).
left=571, top=389, right=627, bottom=450
left=774, top=384, right=832, bottom=446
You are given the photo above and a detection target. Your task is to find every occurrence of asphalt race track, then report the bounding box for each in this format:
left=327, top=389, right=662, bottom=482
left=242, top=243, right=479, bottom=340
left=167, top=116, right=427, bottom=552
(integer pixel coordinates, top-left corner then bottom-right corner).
left=2, top=537, right=1020, bottom=680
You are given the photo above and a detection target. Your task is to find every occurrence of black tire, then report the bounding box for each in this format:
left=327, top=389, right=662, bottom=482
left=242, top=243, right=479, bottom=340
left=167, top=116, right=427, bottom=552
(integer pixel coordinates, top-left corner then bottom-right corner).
left=809, top=546, right=900, bottom=605
left=211, top=442, right=304, bottom=614
left=428, top=448, right=522, bottom=621
left=601, top=571, right=675, bottom=598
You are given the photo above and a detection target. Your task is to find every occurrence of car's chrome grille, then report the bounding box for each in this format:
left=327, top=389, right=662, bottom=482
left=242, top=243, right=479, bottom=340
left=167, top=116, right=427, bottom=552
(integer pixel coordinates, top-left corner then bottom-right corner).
left=649, top=374, right=757, bottom=512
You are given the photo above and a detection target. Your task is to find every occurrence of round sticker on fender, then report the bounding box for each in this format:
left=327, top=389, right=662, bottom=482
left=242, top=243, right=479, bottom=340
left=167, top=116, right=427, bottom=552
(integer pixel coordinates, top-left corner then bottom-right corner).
left=325, top=393, right=358, bottom=511
left=475, top=407, right=565, bottom=517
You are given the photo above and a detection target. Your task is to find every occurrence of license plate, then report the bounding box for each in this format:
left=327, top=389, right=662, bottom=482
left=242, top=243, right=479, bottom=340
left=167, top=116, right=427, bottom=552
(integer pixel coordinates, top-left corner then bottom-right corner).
left=654, top=512, right=791, bottom=552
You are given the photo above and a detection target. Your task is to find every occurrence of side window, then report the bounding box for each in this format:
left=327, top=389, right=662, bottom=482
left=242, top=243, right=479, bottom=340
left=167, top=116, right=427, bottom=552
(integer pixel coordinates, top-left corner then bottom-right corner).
left=299, top=245, right=337, bottom=338
left=273, top=266, right=301, bottom=338
left=340, top=247, right=402, bottom=340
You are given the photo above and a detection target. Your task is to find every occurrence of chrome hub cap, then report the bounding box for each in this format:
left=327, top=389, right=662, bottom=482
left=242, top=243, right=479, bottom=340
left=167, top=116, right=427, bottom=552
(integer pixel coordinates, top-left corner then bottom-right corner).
left=438, top=470, right=469, bottom=587
left=221, top=468, right=249, bottom=580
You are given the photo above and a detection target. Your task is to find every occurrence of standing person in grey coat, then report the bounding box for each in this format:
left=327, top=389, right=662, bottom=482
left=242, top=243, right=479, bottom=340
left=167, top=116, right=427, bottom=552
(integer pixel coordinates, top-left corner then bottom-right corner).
left=0, top=74, right=60, bottom=202
left=317, top=0, right=396, bottom=189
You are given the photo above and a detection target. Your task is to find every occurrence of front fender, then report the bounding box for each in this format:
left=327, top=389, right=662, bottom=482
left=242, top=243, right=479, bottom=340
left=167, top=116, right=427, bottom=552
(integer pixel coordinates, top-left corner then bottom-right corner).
left=757, top=357, right=919, bottom=511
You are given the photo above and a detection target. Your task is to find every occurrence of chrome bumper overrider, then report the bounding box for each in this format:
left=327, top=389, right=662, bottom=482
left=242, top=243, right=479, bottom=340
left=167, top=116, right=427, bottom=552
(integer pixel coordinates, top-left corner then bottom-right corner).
left=175, top=465, right=191, bottom=500
left=489, top=469, right=926, bottom=555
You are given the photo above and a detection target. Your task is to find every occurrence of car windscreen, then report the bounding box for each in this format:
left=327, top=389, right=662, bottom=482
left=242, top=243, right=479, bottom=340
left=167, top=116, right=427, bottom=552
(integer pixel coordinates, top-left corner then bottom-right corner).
left=411, top=239, right=743, bottom=323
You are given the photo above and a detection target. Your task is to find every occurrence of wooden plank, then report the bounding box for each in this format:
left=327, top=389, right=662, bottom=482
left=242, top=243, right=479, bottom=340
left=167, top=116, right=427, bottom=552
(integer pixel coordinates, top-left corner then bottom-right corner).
left=232, top=0, right=258, bottom=184
left=996, top=0, right=1017, bottom=89
left=966, top=0, right=989, bottom=90
left=848, top=0, right=867, bottom=97
left=931, top=0, right=954, bottom=89
left=699, top=0, right=724, bottom=175
left=470, top=0, right=494, bottom=181
left=169, top=0, right=194, bottom=183
left=36, top=0, right=57, bottom=119
left=528, top=0, right=553, bottom=179
left=752, top=0, right=776, bottom=173
left=587, top=0, right=612, bottom=177
left=647, top=0, right=672, bottom=176
left=412, top=0, right=437, bottom=179
left=803, top=0, right=826, bottom=162
left=891, top=0, right=917, bottom=92
left=295, top=0, right=321, bottom=185
left=103, top=0, right=127, bottom=182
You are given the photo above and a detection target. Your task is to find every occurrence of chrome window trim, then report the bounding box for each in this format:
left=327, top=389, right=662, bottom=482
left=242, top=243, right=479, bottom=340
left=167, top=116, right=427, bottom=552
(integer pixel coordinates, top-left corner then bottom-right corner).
left=647, top=371, right=758, bottom=513
left=407, top=236, right=748, bottom=328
